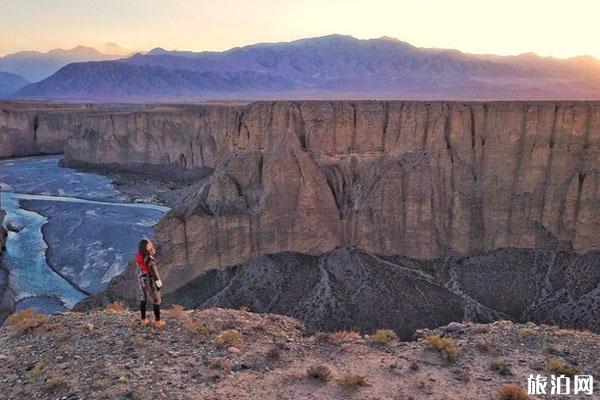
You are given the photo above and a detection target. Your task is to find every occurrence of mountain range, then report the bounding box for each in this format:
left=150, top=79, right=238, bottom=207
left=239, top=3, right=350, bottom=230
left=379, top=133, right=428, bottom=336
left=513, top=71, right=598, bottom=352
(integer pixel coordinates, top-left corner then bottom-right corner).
left=0, top=44, right=129, bottom=82
left=7, top=35, right=600, bottom=100
left=0, top=71, right=29, bottom=97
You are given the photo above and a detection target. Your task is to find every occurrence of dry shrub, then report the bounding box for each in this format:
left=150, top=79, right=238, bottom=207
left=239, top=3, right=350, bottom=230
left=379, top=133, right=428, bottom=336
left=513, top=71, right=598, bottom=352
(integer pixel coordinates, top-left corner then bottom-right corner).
left=169, top=304, right=187, bottom=318
left=338, top=373, right=368, bottom=390
left=37, top=322, right=64, bottom=333
left=547, top=357, right=579, bottom=376
left=307, top=364, right=332, bottom=382
left=518, top=327, right=536, bottom=337
left=29, top=361, right=47, bottom=377
left=473, top=325, right=490, bottom=334
left=327, top=330, right=361, bottom=345
left=409, top=361, right=420, bottom=371
left=44, top=373, right=71, bottom=391
left=8, top=309, right=48, bottom=333
left=106, top=301, right=127, bottom=314
left=475, top=339, right=491, bottom=352
left=490, top=360, right=512, bottom=376
left=214, top=329, right=242, bottom=348
left=309, top=332, right=328, bottom=343
left=370, top=329, right=398, bottom=344
left=423, top=334, right=459, bottom=362
left=495, top=384, right=531, bottom=400
left=185, top=319, right=211, bottom=336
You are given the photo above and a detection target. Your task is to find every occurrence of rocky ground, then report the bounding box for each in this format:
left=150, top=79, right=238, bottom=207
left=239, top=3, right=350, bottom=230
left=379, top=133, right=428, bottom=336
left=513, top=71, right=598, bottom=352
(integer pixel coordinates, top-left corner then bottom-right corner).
left=1, top=307, right=599, bottom=399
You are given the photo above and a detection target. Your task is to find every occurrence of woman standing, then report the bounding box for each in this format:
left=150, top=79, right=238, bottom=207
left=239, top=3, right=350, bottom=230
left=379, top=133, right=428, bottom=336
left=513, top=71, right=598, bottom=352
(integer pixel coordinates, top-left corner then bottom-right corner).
left=135, top=239, right=165, bottom=328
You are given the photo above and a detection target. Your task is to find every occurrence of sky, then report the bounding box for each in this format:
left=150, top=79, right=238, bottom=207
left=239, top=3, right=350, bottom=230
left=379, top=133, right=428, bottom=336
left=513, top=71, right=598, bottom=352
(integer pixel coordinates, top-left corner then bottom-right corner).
left=0, top=0, right=599, bottom=58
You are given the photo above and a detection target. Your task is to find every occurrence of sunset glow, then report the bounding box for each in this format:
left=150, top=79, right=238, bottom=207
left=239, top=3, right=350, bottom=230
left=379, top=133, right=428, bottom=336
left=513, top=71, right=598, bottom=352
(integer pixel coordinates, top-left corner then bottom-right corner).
left=1, top=0, right=599, bottom=58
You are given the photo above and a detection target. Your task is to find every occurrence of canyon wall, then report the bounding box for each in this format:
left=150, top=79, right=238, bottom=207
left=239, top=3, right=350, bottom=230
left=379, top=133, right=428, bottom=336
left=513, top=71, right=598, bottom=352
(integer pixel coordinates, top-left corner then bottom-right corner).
left=63, top=101, right=600, bottom=288
left=0, top=102, right=100, bottom=158
left=5, top=100, right=598, bottom=335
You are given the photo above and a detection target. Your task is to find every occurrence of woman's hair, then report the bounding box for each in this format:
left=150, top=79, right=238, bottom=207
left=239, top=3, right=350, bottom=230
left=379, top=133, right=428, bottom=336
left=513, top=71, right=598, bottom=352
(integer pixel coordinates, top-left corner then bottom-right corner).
left=138, top=239, right=150, bottom=259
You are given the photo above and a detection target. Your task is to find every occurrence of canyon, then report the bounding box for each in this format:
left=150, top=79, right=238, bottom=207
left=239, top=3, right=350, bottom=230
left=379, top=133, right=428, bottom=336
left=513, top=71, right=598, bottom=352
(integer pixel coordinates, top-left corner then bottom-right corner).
left=2, top=100, right=600, bottom=338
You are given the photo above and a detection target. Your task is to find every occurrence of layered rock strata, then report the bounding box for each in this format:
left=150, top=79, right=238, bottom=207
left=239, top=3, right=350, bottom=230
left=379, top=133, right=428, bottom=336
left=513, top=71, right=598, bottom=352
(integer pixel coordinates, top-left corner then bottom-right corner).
left=70, top=101, right=600, bottom=335
left=63, top=101, right=600, bottom=276
left=0, top=101, right=96, bottom=158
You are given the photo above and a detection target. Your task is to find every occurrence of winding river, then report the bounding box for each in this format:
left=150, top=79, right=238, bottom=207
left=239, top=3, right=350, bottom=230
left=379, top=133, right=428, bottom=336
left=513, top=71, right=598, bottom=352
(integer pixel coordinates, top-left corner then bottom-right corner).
left=0, top=155, right=169, bottom=313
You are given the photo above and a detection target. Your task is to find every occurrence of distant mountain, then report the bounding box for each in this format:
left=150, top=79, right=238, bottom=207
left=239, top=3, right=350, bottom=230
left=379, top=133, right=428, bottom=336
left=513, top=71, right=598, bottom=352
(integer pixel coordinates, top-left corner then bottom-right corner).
left=100, top=42, right=130, bottom=56
left=14, top=61, right=294, bottom=100
left=0, top=71, right=29, bottom=96
left=0, top=45, right=130, bottom=82
left=13, top=35, right=600, bottom=101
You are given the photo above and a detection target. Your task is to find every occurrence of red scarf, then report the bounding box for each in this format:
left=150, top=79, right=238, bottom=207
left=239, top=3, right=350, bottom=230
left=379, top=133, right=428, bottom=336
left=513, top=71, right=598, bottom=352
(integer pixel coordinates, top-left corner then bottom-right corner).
left=135, top=252, right=151, bottom=274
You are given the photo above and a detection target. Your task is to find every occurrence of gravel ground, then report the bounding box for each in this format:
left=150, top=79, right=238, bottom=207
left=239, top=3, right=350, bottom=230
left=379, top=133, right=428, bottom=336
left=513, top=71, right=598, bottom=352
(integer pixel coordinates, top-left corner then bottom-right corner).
left=1, top=307, right=599, bottom=399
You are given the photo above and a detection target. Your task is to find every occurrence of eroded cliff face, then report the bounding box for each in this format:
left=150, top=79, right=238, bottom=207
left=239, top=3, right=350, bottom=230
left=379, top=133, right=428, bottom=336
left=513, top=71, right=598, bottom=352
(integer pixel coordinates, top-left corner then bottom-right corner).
left=63, top=101, right=600, bottom=292
left=61, top=100, right=600, bottom=335
left=0, top=102, right=104, bottom=158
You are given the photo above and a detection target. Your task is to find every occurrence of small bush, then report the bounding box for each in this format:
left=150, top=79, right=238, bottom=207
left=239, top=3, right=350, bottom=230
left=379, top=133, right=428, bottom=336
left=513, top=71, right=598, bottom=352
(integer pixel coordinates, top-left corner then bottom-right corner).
left=307, top=364, right=333, bottom=382
left=490, top=360, right=512, bottom=376
left=327, top=330, right=361, bottom=345
left=185, top=319, right=211, bottom=336
left=518, top=327, right=536, bottom=337
left=475, top=339, right=491, bottom=352
left=214, top=329, right=242, bottom=348
left=29, top=361, right=47, bottom=377
left=44, top=373, right=71, bottom=391
left=8, top=309, right=48, bottom=332
left=409, top=361, right=420, bottom=371
left=423, top=334, right=459, bottom=362
left=547, top=357, right=579, bottom=376
left=338, top=373, right=368, bottom=390
left=106, top=301, right=127, bottom=314
left=169, top=304, right=186, bottom=318
left=472, top=324, right=490, bottom=334
left=495, top=384, right=531, bottom=400
left=370, top=329, right=398, bottom=344
left=38, top=322, right=65, bottom=333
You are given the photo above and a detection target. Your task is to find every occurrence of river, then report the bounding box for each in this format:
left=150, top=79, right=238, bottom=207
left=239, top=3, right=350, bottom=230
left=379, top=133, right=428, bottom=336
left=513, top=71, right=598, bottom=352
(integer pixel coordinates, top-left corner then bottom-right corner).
left=0, top=155, right=169, bottom=313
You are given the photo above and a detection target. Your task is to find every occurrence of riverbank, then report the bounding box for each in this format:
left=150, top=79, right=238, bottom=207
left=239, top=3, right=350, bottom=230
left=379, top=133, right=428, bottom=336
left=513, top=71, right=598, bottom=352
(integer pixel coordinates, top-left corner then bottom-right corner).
left=0, top=210, right=15, bottom=324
